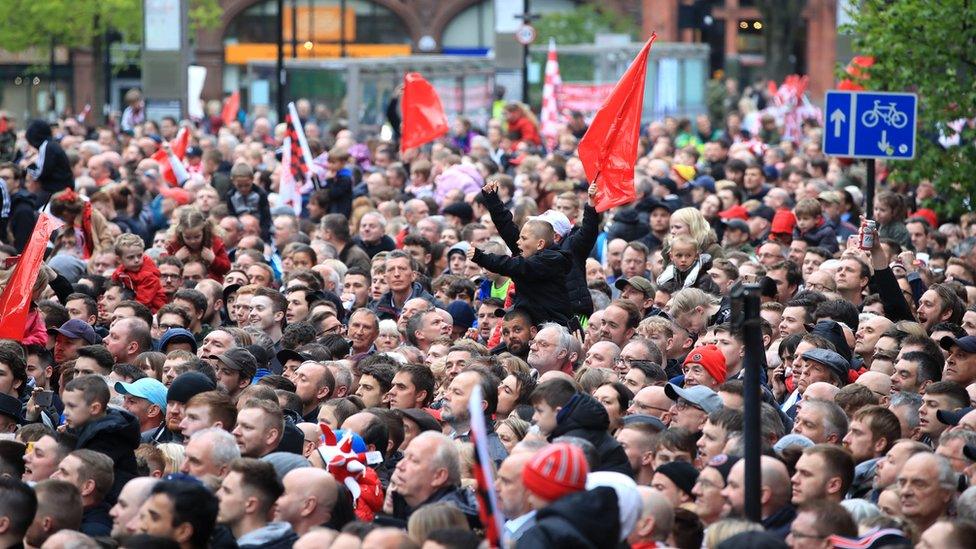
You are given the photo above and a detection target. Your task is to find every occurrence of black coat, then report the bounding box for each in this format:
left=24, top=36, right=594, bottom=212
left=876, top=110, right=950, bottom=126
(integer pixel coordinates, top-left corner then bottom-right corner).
left=6, top=190, right=37, bottom=252
left=388, top=485, right=481, bottom=530
left=72, top=408, right=141, bottom=503
left=353, top=234, right=396, bottom=259
left=516, top=487, right=621, bottom=549
left=793, top=221, right=839, bottom=254
left=472, top=246, right=573, bottom=327
left=483, top=190, right=598, bottom=317
left=226, top=185, right=272, bottom=242
left=25, top=120, right=72, bottom=200
left=549, top=393, right=631, bottom=475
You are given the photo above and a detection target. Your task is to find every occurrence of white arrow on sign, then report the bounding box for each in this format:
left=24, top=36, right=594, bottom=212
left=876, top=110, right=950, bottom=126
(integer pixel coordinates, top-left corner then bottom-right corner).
left=830, top=109, right=846, bottom=137
left=878, top=130, right=892, bottom=154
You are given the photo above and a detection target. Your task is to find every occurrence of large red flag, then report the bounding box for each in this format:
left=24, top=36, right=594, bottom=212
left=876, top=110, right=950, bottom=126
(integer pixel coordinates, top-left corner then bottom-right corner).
left=0, top=214, right=64, bottom=340
left=400, top=72, right=448, bottom=153
left=577, top=34, right=657, bottom=212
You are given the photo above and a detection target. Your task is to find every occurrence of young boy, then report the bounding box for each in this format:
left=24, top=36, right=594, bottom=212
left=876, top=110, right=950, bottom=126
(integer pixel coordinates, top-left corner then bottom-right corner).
left=793, top=197, right=839, bottom=253
left=62, top=375, right=140, bottom=494
left=467, top=218, right=571, bottom=327
left=323, top=147, right=353, bottom=218
left=517, top=442, right=622, bottom=546
left=656, top=235, right=720, bottom=294
left=528, top=378, right=630, bottom=474
left=112, top=233, right=168, bottom=313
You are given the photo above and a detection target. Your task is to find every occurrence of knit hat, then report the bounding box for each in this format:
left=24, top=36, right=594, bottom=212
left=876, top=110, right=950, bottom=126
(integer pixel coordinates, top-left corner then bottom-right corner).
left=166, top=372, right=216, bottom=404
left=446, top=300, right=476, bottom=330
left=441, top=201, right=474, bottom=225
left=705, top=454, right=740, bottom=484
left=522, top=443, right=589, bottom=502
left=261, top=452, right=310, bottom=481
left=719, top=205, right=749, bottom=221
left=655, top=461, right=699, bottom=498
left=684, top=344, right=727, bottom=384
left=672, top=164, right=696, bottom=184
left=158, top=328, right=197, bottom=354
left=770, top=209, right=796, bottom=235
left=586, top=471, right=641, bottom=542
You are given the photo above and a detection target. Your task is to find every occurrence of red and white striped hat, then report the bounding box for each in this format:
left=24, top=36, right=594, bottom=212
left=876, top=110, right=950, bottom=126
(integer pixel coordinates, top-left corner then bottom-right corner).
left=521, top=443, right=589, bottom=502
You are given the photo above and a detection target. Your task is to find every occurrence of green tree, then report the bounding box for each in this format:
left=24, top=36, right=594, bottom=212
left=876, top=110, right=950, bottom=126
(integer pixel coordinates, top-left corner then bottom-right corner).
left=534, top=5, right=638, bottom=46
left=0, top=0, right=220, bottom=122
left=845, top=0, right=976, bottom=215
left=755, top=0, right=807, bottom=83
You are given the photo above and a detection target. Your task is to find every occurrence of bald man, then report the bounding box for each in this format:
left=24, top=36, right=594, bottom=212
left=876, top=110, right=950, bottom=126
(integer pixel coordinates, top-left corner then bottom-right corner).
left=293, top=528, right=339, bottom=549
left=804, top=382, right=841, bottom=402
left=628, top=487, right=674, bottom=547
left=275, top=468, right=339, bottom=536
left=722, top=456, right=793, bottom=539
left=856, top=372, right=892, bottom=406
left=110, top=477, right=159, bottom=541
left=497, top=453, right=535, bottom=541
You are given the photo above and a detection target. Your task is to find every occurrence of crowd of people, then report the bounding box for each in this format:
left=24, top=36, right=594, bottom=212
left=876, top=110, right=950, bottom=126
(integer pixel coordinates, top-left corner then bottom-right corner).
left=0, top=89, right=972, bottom=549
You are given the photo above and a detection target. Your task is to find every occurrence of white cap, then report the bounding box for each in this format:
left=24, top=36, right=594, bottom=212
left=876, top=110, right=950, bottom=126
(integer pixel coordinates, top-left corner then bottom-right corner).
left=531, top=210, right=572, bottom=238
left=844, top=185, right=863, bottom=207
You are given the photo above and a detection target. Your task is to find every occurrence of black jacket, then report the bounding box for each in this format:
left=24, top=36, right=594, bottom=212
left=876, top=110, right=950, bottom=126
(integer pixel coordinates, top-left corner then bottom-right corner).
left=549, top=393, right=631, bottom=475
left=72, top=408, right=141, bottom=501
left=353, top=234, right=396, bottom=258
left=369, top=281, right=442, bottom=321
left=483, top=189, right=598, bottom=317
left=322, top=170, right=353, bottom=218
left=472, top=246, right=573, bottom=327
left=25, top=120, right=72, bottom=200
left=388, top=485, right=481, bottom=530
left=793, top=221, right=839, bottom=254
left=516, top=487, right=621, bottom=549
left=81, top=502, right=113, bottom=537
left=226, top=185, right=272, bottom=242
left=6, top=190, right=38, bottom=252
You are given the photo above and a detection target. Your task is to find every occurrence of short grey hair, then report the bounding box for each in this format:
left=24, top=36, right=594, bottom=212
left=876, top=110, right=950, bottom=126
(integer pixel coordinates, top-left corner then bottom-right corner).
left=415, top=431, right=461, bottom=487
left=326, top=362, right=353, bottom=392
left=958, top=485, right=976, bottom=522
left=590, top=289, right=611, bottom=311
left=192, top=427, right=241, bottom=467
left=361, top=211, right=387, bottom=228
left=890, top=391, right=923, bottom=430
left=539, top=322, right=573, bottom=353
left=803, top=399, right=849, bottom=442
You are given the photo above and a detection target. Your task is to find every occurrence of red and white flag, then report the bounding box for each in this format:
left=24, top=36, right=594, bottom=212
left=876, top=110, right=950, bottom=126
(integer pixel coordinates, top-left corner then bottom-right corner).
left=151, top=127, right=190, bottom=187
left=286, top=101, right=317, bottom=189
left=540, top=38, right=563, bottom=151
left=279, top=136, right=302, bottom=216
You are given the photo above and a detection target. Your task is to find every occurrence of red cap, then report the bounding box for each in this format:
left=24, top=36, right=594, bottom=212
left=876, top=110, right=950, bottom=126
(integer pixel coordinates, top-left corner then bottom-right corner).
left=684, top=344, right=727, bottom=384
left=911, top=208, right=938, bottom=229
left=719, top=205, right=749, bottom=221
left=771, top=209, right=796, bottom=234
left=522, top=443, right=589, bottom=502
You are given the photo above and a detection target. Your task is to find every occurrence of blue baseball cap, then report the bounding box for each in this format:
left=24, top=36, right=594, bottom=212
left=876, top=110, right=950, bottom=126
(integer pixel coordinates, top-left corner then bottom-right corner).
left=115, top=378, right=168, bottom=412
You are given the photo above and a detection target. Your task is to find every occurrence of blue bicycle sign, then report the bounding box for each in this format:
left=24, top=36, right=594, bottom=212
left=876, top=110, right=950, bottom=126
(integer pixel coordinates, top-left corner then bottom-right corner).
left=823, top=90, right=917, bottom=160
left=861, top=100, right=909, bottom=129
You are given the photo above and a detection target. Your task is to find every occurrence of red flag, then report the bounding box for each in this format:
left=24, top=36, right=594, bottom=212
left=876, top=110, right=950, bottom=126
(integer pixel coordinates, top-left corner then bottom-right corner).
left=400, top=72, right=448, bottom=153
left=222, top=91, right=240, bottom=126
left=467, top=385, right=504, bottom=547
left=540, top=38, right=564, bottom=151
left=577, top=34, right=657, bottom=212
left=151, top=127, right=190, bottom=187
left=0, top=214, right=63, bottom=340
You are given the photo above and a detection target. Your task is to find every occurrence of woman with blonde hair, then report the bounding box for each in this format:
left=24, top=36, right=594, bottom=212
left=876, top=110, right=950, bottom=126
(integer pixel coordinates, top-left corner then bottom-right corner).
left=666, top=206, right=724, bottom=260
left=406, top=503, right=470, bottom=545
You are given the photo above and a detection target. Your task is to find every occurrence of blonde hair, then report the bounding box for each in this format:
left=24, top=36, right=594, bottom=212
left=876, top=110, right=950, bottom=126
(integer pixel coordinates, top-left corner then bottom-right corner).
left=157, top=443, right=186, bottom=474
left=114, top=233, right=145, bottom=255
left=406, top=503, right=470, bottom=545
left=668, top=207, right=716, bottom=251
left=704, top=519, right=763, bottom=549
left=667, top=287, right=720, bottom=318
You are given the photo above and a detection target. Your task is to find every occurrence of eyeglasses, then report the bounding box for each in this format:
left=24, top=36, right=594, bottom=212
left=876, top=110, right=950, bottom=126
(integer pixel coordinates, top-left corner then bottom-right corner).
left=158, top=323, right=183, bottom=331
left=630, top=401, right=671, bottom=415
left=160, top=273, right=181, bottom=280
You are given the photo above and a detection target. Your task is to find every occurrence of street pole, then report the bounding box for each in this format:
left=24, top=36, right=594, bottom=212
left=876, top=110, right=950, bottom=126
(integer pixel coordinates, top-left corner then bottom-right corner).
left=732, top=283, right=763, bottom=523
left=48, top=37, right=56, bottom=120
left=865, top=158, right=876, bottom=219
left=276, top=0, right=286, bottom=122
left=340, top=0, right=347, bottom=58
left=291, top=0, right=298, bottom=58
left=521, top=0, right=530, bottom=104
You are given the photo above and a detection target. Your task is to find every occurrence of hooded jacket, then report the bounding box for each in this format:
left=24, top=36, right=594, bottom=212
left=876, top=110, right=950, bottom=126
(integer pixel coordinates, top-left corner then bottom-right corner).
left=112, top=254, right=168, bottom=313
left=793, top=218, right=839, bottom=254
left=25, top=120, right=72, bottom=199
left=73, top=407, right=141, bottom=500
left=516, top=487, right=621, bottom=549
left=482, top=189, right=597, bottom=318
left=370, top=281, right=442, bottom=321
left=236, top=521, right=298, bottom=549
left=389, top=485, right=481, bottom=530
left=6, top=189, right=37, bottom=252
left=549, top=393, right=631, bottom=475
left=472, top=245, right=573, bottom=328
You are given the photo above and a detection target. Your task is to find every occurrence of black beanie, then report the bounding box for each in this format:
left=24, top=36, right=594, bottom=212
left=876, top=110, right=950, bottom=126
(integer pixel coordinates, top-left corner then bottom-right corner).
left=167, top=372, right=216, bottom=404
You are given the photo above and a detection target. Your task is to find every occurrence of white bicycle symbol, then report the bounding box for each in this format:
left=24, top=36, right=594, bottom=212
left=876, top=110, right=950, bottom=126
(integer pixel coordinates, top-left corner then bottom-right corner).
left=861, top=100, right=909, bottom=129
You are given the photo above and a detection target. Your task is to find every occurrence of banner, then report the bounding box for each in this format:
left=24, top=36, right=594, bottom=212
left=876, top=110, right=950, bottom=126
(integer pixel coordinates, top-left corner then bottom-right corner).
left=0, top=214, right=63, bottom=339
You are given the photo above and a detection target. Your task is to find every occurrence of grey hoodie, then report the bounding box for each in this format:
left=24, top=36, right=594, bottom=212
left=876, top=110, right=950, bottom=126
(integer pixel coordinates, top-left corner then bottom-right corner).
left=236, top=521, right=297, bottom=549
